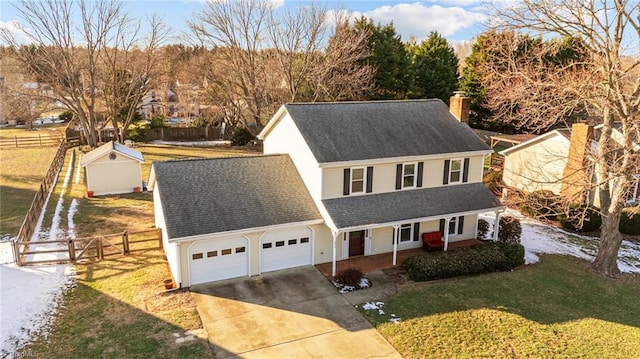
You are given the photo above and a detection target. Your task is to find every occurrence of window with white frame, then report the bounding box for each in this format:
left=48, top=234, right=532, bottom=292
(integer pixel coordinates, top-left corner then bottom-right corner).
left=351, top=167, right=365, bottom=193
left=399, top=223, right=412, bottom=242
left=448, top=217, right=458, bottom=235
left=403, top=163, right=417, bottom=188
left=449, top=159, right=462, bottom=183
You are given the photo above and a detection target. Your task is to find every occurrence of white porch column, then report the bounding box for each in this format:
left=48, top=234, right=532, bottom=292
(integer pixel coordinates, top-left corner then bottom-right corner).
left=444, top=217, right=452, bottom=251
left=332, top=231, right=338, bottom=277
left=392, top=224, right=400, bottom=266
left=493, top=210, right=502, bottom=242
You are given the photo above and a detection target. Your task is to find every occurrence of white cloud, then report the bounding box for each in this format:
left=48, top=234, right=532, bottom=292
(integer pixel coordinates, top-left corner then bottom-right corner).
left=0, top=20, right=34, bottom=45
left=353, top=2, right=487, bottom=41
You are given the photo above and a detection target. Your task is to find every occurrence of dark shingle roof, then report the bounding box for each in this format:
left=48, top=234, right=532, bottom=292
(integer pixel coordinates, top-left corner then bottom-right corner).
left=153, top=155, right=321, bottom=239
left=283, top=100, right=490, bottom=163
left=322, top=183, right=502, bottom=229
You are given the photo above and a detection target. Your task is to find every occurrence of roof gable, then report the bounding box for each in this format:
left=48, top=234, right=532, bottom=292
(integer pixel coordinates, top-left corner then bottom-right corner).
left=500, top=130, right=570, bottom=156
left=80, top=141, right=144, bottom=166
left=152, top=155, right=322, bottom=239
left=260, top=100, right=490, bottom=163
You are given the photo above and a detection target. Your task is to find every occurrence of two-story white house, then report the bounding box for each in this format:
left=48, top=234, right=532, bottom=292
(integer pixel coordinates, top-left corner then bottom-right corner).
left=149, top=98, right=505, bottom=287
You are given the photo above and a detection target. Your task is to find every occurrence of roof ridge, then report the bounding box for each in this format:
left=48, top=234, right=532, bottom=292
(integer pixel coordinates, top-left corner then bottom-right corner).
left=154, top=153, right=286, bottom=165
left=285, top=99, right=441, bottom=106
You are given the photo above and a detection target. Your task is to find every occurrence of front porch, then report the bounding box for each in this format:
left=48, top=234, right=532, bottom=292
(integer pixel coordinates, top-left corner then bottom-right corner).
left=315, top=238, right=482, bottom=278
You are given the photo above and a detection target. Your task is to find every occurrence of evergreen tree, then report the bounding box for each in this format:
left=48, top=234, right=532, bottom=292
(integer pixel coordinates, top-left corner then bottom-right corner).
left=354, top=17, right=412, bottom=100
left=408, top=31, right=459, bottom=104
left=459, top=33, right=493, bottom=128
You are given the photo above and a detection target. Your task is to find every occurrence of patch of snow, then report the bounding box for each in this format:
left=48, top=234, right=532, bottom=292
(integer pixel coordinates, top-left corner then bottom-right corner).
left=362, top=301, right=384, bottom=310
left=74, top=155, right=82, bottom=184
left=67, top=199, right=78, bottom=239
left=389, top=317, right=402, bottom=324
left=151, top=140, right=231, bottom=147
left=338, top=285, right=355, bottom=294
left=359, top=277, right=370, bottom=288
left=481, top=209, right=640, bottom=273
left=1, top=154, right=77, bottom=355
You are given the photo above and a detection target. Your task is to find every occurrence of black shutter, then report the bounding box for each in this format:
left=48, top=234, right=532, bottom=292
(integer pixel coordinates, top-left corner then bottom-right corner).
left=413, top=222, right=420, bottom=241
left=395, top=164, right=402, bottom=190
left=462, top=158, right=470, bottom=183
left=417, top=162, right=424, bottom=187
left=439, top=219, right=445, bottom=236
left=366, top=166, right=374, bottom=193
left=443, top=160, right=450, bottom=185
left=458, top=216, right=465, bottom=235
left=343, top=168, right=350, bottom=195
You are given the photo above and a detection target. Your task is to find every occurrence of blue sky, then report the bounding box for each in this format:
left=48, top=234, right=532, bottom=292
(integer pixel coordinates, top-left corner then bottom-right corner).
left=0, top=0, right=490, bottom=45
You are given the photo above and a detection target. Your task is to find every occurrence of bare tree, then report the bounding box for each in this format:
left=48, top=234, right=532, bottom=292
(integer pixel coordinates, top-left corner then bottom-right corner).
left=101, top=14, right=168, bottom=142
left=308, top=17, right=373, bottom=102
left=189, top=0, right=373, bottom=134
left=491, top=0, right=640, bottom=275
left=1, top=0, right=164, bottom=146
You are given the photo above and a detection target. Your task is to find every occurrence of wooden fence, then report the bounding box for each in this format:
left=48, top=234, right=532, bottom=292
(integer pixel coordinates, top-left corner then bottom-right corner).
left=144, top=126, right=223, bottom=142
left=0, top=134, right=63, bottom=148
left=16, top=143, right=70, bottom=245
left=13, top=229, right=162, bottom=266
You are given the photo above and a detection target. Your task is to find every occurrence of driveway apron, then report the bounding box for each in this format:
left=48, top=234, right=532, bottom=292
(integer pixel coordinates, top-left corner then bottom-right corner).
left=191, top=266, right=402, bottom=359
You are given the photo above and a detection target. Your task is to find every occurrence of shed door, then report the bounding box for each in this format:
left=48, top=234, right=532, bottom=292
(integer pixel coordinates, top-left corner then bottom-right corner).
left=261, top=227, right=312, bottom=273
left=189, top=236, right=248, bottom=285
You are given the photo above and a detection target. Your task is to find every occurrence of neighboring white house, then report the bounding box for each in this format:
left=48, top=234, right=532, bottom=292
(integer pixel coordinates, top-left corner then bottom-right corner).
left=501, top=123, right=640, bottom=206
left=149, top=97, right=505, bottom=287
left=501, top=129, right=572, bottom=195
left=81, top=141, right=144, bottom=196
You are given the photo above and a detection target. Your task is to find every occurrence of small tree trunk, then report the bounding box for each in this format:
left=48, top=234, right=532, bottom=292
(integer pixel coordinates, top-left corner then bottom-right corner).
left=591, top=211, right=623, bottom=276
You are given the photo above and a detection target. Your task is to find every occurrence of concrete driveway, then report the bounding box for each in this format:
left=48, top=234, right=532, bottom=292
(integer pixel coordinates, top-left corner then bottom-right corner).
left=191, top=266, right=402, bottom=359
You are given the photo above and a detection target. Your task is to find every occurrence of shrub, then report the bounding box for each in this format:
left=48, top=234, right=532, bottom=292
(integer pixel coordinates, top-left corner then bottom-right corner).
left=483, top=170, right=503, bottom=195
left=559, top=205, right=602, bottom=232
left=231, top=127, right=254, bottom=146
left=402, top=242, right=525, bottom=281
left=334, top=268, right=364, bottom=287
left=619, top=208, right=640, bottom=235
left=477, top=219, right=490, bottom=239
left=519, top=190, right=559, bottom=219
left=58, top=110, right=73, bottom=123
left=495, top=216, right=522, bottom=244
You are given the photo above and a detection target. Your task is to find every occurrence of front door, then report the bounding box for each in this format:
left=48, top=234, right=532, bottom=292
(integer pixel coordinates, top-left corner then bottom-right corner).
left=349, top=230, right=365, bottom=257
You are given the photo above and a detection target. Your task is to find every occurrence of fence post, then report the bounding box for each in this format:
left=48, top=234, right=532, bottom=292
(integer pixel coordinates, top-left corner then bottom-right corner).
left=122, top=230, right=129, bottom=254
left=15, top=136, right=18, bottom=148
left=39, top=134, right=42, bottom=147
left=97, top=238, right=104, bottom=260
left=157, top=228, right=163, bottom=249
left=68, top=240, right=76, bottom=261
left=12, top=239, right=20, bottom=266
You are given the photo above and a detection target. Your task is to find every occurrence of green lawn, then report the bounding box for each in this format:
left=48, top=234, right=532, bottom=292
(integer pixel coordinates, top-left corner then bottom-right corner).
left=13, top=144, right=263, bottom=358
left=362, top=255, right=640, bottom=358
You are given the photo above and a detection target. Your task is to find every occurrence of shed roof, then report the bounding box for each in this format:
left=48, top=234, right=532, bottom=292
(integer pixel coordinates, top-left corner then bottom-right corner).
left=80, top=141, right=144, bottom=166
left=260, top=100, right=491, bottom=163
left=151, top=155, right=322, bottom=239
left=322, top=183, right=502, bottom=230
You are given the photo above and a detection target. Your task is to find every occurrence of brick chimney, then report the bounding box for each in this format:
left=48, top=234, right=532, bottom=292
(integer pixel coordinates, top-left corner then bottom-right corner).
left=449, top=91, right=470, bottom=124
left=561, top=123, right=594, bottom=203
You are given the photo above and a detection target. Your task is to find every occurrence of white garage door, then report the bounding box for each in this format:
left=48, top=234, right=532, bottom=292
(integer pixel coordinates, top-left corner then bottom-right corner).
left=261, top=227, right=312, bottom=273
left=189, top=236, right=248, bottom=285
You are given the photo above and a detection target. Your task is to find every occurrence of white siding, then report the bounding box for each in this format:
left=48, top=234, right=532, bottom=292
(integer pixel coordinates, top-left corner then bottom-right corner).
left=153, top=184, right=181, bottom=287
left=322, top=155, right=487, bottom=199
left=503, top=135, right=570, bottom=195
left=85, top=153, right=142, bottom=195
left=262, top=113, right=322, bottom=201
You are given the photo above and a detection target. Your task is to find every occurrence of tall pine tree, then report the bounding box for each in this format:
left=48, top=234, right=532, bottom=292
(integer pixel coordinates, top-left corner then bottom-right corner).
left=408, top=31, right=459, bottom=104
left=355, top=17, right=412, bottom=100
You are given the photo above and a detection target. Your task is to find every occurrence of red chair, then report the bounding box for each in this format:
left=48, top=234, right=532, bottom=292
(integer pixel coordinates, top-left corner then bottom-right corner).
left=422, top=231, right=444, bottom=251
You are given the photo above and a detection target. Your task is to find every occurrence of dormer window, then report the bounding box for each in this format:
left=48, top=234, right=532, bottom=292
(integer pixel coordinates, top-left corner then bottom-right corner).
left=443, top=158, right=470, bottom=185
left=343, top=166, right=373, bottom=195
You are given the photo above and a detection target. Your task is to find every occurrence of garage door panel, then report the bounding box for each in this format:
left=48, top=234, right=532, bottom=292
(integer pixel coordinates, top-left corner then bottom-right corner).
left=261, top=228, right=312, bottom=273
left=189, top=237, right=248, bottom=285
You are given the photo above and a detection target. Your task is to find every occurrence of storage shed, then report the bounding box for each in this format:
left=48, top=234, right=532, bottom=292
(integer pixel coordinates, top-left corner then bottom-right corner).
left=80, top=141, right=144, bottom=196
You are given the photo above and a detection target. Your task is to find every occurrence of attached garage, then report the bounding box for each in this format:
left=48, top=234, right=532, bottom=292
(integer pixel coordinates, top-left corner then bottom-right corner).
left=149, top=155, right=323, bottom=287
left=260, top=227, right=312, bottom=273
left=188, top=236, right=249, bottom=285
